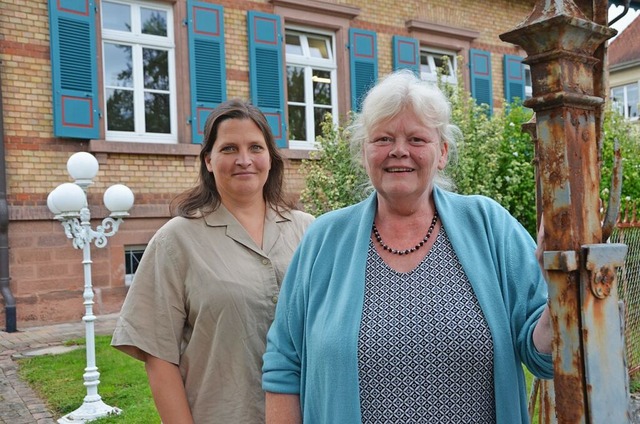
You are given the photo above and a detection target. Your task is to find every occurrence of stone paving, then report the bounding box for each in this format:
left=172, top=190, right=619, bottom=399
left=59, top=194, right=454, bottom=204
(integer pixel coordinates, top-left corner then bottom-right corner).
left=0, top=314, right=118, bottom=424
left=1, top=313, right=640, bottom=423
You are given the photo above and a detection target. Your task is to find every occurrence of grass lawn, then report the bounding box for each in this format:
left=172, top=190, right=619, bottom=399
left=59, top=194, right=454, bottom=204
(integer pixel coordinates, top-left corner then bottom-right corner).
left=525, top=368, right=541, bottom=424
left=17, top=335, right=159, bottom=423
left=17, top=334, right=631, bottom=424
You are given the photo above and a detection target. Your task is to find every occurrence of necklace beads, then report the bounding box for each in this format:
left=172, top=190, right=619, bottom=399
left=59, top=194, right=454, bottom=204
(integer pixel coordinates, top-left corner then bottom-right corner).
left=372, top=212, right=438, bottom=255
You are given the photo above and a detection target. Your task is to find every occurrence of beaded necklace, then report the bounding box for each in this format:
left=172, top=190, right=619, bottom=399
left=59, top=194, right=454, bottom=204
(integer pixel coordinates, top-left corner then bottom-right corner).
left=372, top=212, right=438, bottom=255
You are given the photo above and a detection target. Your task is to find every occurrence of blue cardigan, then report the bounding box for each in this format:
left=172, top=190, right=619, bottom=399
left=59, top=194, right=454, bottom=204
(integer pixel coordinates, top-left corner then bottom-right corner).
left=263, top=187, right=553, bottom=423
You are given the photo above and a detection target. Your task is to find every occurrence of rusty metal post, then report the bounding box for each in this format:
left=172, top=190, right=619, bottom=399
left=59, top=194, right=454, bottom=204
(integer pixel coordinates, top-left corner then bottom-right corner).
left=501, top=1, right=629, bottom=423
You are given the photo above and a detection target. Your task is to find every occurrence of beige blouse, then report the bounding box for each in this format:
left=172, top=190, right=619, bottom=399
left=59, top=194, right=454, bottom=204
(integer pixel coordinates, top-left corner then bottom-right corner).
left=111, top=204, right=314, bottom=423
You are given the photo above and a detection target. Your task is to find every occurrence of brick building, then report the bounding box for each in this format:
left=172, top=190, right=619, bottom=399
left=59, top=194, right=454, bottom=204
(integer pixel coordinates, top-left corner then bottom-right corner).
left=0, top=0, right=538, bottom=328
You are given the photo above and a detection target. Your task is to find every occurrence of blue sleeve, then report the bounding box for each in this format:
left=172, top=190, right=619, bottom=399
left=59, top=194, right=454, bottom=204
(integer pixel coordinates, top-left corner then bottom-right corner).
left=506, top=220, right=553, bottom=379
left=262, top=241, right=308, bottom=393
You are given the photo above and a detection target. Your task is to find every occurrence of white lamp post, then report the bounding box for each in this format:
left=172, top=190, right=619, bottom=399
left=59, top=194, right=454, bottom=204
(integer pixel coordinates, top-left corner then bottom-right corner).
left=47, top=152, right=134, bottom=423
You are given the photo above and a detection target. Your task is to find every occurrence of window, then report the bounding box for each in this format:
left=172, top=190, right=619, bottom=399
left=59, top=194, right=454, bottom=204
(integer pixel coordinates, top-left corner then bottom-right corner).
left=101, top=1, right=177, bottom=143
left=124, top=245, right=146, bottom=287
left=49, top=0, right=225, bottom=145
left=420, top=49, right=457, bottom=85
left=611, top=83, right=639, bottom=120
left=285, top=28, right=338, bottom=149
left=524, top=65, right=532, bottom=100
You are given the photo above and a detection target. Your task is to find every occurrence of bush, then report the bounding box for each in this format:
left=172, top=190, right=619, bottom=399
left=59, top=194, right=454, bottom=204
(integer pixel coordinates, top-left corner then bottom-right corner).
left=299, top=79, right=639, bottom=238
left=299, top=114, right=369, bottom=216
left=446, top=83, right=537, bottom=235
left=600, top=107, right=640, bottom=210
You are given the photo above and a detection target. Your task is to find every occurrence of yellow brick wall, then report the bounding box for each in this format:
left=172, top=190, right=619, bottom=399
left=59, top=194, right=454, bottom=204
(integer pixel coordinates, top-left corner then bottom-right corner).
left=0, top=0, right=536, bottom=205
left=0, top=0, right=537, bottom=326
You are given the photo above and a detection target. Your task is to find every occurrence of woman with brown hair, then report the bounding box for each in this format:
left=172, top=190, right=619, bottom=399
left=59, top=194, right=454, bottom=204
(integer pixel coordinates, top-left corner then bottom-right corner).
left=112, top=99, right=314, bottom=423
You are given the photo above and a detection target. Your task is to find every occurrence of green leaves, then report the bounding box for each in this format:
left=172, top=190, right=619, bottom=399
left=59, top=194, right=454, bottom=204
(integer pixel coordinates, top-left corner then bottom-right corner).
left=299, top=114, right=369, bottom=216
left=601, top=107, right=640, bottom=212
left=449, top=95, right=537, bottom=236
left=300, top=77, right=639, bottom=236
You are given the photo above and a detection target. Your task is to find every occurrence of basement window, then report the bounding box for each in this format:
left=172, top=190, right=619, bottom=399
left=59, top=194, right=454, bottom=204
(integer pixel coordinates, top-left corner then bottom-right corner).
left=124, top=245, right=146, bottom=287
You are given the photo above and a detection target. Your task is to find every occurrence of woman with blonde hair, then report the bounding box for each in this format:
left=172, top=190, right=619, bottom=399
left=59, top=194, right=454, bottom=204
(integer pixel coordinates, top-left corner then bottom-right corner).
left=263, top=71, right=552, bottom=424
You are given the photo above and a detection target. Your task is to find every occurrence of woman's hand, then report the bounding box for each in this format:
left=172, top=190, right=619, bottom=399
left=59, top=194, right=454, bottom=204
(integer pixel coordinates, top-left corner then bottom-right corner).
left=535, top=216, right=546, bottom=272
left=533, top=216, right=553, bottom=355
left=533, top=305, right=553, bottom=354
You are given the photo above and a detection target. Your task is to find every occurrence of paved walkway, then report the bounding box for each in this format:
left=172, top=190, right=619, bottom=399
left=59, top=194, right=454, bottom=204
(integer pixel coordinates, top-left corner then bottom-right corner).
left=1, top=314, right=640, bottom=423
left=0, top=314, right=118, bottom=424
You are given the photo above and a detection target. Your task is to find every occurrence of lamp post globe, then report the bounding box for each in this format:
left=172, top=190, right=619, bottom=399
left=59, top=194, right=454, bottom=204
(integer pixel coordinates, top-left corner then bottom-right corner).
left=103, top=184, right=135, bottom=216
left=46, top=190, right=61, bottom=215
left=49, top=183, right=86, bottom=215
left=67, top=152, right=99, bottom=188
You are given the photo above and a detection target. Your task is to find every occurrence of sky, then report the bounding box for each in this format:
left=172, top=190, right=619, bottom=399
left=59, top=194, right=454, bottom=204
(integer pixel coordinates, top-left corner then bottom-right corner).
left=609, top=4, right=640, bottom=40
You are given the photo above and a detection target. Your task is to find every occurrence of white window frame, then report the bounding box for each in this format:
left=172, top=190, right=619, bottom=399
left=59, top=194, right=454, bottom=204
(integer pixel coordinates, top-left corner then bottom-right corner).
left=124, top=245, right=146, bottom=287
left=611, top=82, right=639, bottom=121
left=420, top=48, right=457, bottom=86
left=285, top=26, right=338, bottom=150
left=524, top=64, right=533, bottom=99
left=101, top=0, right=178, bottom=143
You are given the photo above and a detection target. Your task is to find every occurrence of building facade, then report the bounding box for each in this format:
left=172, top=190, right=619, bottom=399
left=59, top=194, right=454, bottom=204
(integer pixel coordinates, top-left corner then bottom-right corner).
left=0, top=0, right=536, bottom=328
left=608, top=14, right=640, bottom=122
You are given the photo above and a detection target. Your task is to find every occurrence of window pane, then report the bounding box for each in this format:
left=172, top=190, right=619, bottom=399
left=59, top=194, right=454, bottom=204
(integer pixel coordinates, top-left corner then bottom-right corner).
left=125, top=248, right=145, bottom=274
left=314, top=107, right=331, bottom=139
left=102, top=2, right=131, bottom=32
left=286, top=33, right=303, bottom=55
left=611, top=87, right=624, bottom=99
left=145, top=92, right=171, bottom=133
left=102, top=1, right=175, bottom=141
left=612, top=87, right=625, bottom=116
left=106, top=88, right=134, bottom=131
left=287, top=66, right=305, bottom=102
left=143, top=48, right=169, bottom=90
left=308, top=36, right=329, bottom=59
left=285, top=28, right=337, bottom=146
left=141, top=7, right=167, bottom=36
left=104, top=43, right=133, bottom=87
left=288, top=105, right=306, bottom=140
left=627, top=84, right=639, bottom=119
left=433, top=55, right=453, bottom=76
left=125, top=246, right=145, bottom=287
left=524, top=67, right=532, bottom=99
left=420, top=53, right=432, bottom=74
left=312, top=70, right=331, bottom=105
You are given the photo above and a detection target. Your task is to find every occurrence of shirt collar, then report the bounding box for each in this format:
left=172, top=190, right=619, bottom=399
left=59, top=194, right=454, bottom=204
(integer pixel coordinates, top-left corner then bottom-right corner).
left=202, top=203, right=292, bottom=256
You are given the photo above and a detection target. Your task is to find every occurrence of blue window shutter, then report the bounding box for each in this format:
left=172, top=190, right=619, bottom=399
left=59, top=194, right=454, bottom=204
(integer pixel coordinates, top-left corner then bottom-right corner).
left=187, top=1, right=227, bottom=144
left=392, top=35, right=419, bottom=75
left=349, top=28, right=378, bottom=112
left=247, top=11, right=286, bottom=148
left=470, top=49, right=493, bottom=114
left=503, top=55, right=525, bottom=104
left=48, top=0, right=99, bottom=139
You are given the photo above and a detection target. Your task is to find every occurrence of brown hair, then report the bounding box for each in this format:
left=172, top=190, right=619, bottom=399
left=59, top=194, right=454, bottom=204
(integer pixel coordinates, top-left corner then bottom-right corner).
left=171, top=99, right=292, bottom=217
